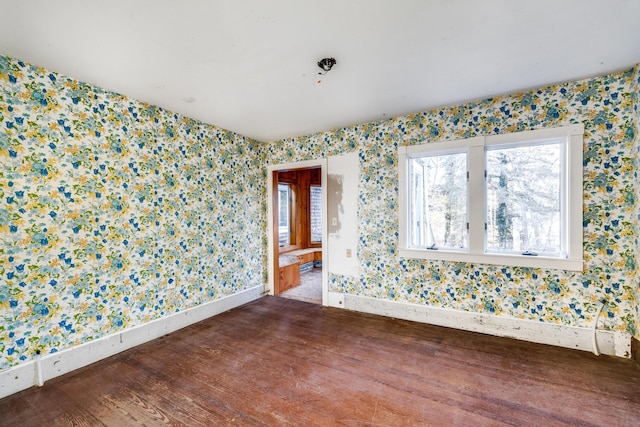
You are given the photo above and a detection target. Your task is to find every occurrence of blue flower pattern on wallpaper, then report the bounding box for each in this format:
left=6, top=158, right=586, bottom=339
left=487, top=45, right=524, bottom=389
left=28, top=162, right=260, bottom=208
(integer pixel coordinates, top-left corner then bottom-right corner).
left=263, top=65, right=640, bottom=339
left=0, top=55, right=265, bottom=369
left=1, top=53, right=639, bottom=373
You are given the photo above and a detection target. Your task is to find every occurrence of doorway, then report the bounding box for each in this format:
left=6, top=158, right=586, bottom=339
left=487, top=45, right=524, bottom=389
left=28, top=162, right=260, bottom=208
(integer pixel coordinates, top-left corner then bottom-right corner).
left=267, top=159, right=328, bottom=305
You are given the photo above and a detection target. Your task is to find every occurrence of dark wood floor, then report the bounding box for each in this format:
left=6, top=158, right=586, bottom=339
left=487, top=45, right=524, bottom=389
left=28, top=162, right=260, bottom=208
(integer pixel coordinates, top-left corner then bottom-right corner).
left=2, top=297, right=639, bottom=426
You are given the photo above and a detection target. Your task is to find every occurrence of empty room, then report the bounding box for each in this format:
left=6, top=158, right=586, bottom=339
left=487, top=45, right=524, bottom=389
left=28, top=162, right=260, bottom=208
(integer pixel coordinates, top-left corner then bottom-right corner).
left=1, top=0, right=640, bottom=425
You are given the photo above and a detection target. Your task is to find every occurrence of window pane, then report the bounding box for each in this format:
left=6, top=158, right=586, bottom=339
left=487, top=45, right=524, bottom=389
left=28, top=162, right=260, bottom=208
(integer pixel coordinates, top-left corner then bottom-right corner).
left=310, top=185, right=322, bottom=242
left=485, top=141, right=562, bottom=255
left=409, top=152, right=467, bottom=249
left=278, top=184, right=290, bottom=247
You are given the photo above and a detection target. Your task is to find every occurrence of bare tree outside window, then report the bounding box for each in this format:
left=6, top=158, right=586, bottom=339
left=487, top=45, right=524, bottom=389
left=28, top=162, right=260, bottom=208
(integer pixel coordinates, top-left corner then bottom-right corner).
left=409, top=152, right=467, bottom=250
left=399, top=124, right=583, bottom=270
left=486, top=141, right=562, bottom=256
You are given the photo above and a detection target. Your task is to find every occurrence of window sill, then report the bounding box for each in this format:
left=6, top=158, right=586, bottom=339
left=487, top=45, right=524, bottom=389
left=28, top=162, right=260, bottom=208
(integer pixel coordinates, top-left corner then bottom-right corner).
left=399, top=248, right=584, bottom=271
left=279, top=245, right=299, bottom=254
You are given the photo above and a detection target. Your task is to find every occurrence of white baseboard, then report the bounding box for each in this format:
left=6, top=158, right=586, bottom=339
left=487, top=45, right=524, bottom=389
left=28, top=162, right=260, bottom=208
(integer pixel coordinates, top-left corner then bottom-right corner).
left=327, top=291, right=345, bottom=308
left=341, top=294, right=631, bottom=358
left=0, top=284, right=264, bottom=400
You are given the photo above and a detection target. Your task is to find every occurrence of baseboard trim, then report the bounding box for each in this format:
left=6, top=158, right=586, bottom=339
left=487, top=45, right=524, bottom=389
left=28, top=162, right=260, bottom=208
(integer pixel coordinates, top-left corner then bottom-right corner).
left=632, top=337, right=640, bottom=365
left=341, top=294, right=630, bottom=358
left=0, top=284, right=264, bottom=399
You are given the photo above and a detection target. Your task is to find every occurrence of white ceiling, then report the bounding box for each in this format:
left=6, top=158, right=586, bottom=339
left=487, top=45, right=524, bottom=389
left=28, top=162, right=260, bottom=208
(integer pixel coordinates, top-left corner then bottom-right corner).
left=1, top=0, right=640, bottom=142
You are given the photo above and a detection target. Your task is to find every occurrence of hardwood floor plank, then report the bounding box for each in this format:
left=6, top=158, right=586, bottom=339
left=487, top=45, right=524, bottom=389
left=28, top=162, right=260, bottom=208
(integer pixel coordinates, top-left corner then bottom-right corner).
left=1, top=296, right=639, bottom=426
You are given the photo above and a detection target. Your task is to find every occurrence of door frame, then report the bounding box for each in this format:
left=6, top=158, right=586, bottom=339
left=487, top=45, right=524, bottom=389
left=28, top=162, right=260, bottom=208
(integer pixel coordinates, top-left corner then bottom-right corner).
left=267, top=158, right=328, bottom=305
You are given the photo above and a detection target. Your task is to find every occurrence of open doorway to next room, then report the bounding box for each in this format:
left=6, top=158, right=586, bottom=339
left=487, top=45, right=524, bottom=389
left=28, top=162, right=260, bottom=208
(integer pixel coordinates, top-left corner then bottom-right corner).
left=273, top=167, right=323, bottom=304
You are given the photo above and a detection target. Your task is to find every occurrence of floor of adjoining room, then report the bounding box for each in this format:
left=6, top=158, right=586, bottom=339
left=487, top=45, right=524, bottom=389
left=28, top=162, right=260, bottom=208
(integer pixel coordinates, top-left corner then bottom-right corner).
left=1, top=296, right=639, bottom=426
left=279, top=267, right=322, bottom=304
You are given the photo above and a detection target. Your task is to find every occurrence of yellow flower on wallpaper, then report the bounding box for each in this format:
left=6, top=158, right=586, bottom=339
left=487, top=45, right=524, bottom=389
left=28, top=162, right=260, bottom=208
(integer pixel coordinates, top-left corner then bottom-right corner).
left=17, top=90, right=31, bottom=101
left=2, top=54, right=640, bottom=374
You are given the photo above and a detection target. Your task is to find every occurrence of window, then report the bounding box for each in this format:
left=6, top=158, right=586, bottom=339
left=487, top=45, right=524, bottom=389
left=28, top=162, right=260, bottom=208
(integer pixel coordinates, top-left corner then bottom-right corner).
left=398, top=124, right=584, bottom=271
left=409, top=151, right=467, bottom=250
left=310, top=185, right=322, bottom=243
left=278, top=183, right=292, bottom=247
left=485, top=141, right=562, bottom=257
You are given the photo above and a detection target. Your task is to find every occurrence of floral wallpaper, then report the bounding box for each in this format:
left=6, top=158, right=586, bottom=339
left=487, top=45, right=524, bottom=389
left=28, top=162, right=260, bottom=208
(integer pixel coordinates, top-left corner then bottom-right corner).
left=633, top=64, right=640, bottom=338
left=1, top=52, right=639, bottom=376
left=264, top=65, right=640, bottom=340
left=0, top=55, right=265, bottom=370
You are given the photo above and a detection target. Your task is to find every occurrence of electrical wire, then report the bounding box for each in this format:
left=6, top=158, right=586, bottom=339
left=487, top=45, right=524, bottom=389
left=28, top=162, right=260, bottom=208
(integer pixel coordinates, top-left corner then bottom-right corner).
left=592, top=299, right=607, bottom=356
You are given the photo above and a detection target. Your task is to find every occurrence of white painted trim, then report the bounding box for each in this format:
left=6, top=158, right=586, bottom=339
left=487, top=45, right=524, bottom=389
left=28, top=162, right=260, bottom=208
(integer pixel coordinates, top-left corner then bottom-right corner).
left=0, top=285, right=263, bottom=399
left=568, top=129, right=584, bottom=259
left=267, top=166, right=275, bottom=295
left=327, top=291, right=345, bottom=308
left=340, top=293, right=630, bottom=358
left=266, top=158, right=329, bottom=305
left=398, top=248, right=584, bottom=271
left=468, top=142, right=485, bottom=252
left=402, top=136, right=484, bottom=155
left=486, top=123, right=584, bottom=145
left=320, top=165, right=329, bottom=306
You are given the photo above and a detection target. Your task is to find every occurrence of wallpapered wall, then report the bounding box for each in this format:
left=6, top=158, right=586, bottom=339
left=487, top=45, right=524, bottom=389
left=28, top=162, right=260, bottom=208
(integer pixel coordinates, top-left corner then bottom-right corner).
left=263, top=65, right=640, bottom=340
left=1, top=54, right=639, bottom=373
left=633, top=64, right=640, bottom=338
left=0, top=55, right=265, bottom=370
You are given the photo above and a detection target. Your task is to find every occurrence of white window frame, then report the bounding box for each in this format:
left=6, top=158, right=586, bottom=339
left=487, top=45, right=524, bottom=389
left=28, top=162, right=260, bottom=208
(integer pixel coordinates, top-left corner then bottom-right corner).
left=398, top=124, right=584, bottom=271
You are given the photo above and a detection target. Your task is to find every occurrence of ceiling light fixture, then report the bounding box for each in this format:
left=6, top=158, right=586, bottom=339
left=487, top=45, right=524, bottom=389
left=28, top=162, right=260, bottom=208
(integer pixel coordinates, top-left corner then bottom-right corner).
left=317, top=57, right=336, bottom=75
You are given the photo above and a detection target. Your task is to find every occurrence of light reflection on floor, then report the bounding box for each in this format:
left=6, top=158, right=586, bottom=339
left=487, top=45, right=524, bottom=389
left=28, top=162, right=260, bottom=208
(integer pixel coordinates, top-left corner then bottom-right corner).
left=279, top=268, right=322, bottom=304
